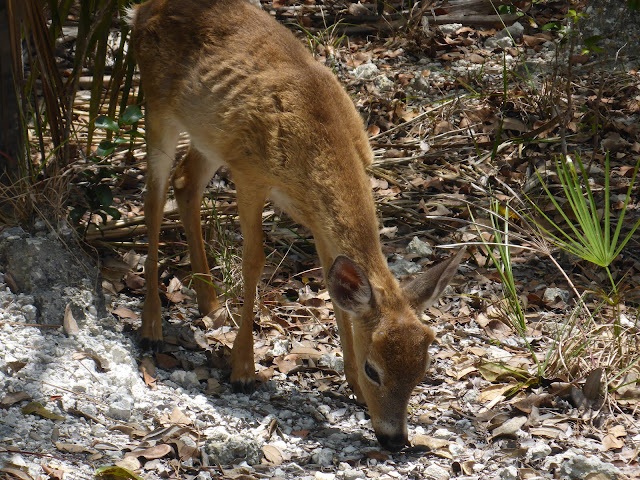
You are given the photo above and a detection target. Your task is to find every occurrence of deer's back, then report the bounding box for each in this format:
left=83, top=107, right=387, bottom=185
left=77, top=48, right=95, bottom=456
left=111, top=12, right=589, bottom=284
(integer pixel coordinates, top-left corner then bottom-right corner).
left=132, top=0, right=371, bottom=180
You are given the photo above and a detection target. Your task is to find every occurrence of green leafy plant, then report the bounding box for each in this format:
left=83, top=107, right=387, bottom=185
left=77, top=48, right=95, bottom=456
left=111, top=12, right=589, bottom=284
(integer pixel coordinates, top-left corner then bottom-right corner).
left=94, top=105, right=144, bottom=157
left=294, top=18, right=346, bottom=70
left=470, top=198, right=548, bottom=383
left=2, top=0, right=140, bottom=227
left=69, top=105, right=143, bottom=228
left=528, top=154, right=640, bottom=295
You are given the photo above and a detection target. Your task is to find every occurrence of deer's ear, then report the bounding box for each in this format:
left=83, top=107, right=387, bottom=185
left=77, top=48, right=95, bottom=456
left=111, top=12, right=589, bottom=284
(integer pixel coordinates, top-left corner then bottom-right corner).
left=404, top=249, right=464, bottom=311
left=327, top=255, right=373, bottom=314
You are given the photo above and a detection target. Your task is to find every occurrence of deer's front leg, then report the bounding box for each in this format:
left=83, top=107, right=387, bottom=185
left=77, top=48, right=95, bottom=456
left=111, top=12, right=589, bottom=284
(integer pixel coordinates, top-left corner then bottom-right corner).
left=315, top=236, right=365, bottom=403
left=335, top=309, right=365, bottom=403
left=141, top=118, right=179, bottom=349
left=230, top=182, right=268, bottom=393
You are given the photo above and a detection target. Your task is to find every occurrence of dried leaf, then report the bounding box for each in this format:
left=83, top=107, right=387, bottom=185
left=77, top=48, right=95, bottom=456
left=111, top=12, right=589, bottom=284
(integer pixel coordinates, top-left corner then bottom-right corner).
left=95, top=465, right=144, bottom=480
left=453, top=366, right=477, bottom=380
left=168, top=407, right=192, bottom=425
left=478, top=363, right=509, bottom=382
left=55, top=442, right=87, bottom=454
left=502, top=117, right=527, bottom=132
left=201, top=307, right=228, bottom=329
left=483, top=319, right=512, bottom=340
left=412, top=434, right=451, bottom=450
left=529, top=425, right=565, bottom=438
left=478, top=384, right=512, bottom=403
left=22, top=402, right=65, bottom=421
left=41, top=464, right=64, bottom=480
left=0, top=466, right=34, bottom=480
left=584, top=474, right=616, bottom=480
left=112, top=306, right=139, bottom=320
left=206, top=378, right=223, bottom=395
left=165, top=290, right=187, bottom=303
left=63, top=303, right=79, bottom=335
left=365, top=450, right=390, bottom=461
left=601, top=433, right=624, bottom=451
left=513, top=393, right=551, bottom=414
left=73, top=351, right=109, bottom=372
left=466, top=53, right=485, bottom=64
left=155, top=353, right=179, bottom=370
left=274, top=355, right=301, bottom=374
left=124, top=273, right=145, bottom=290
left=1, top=391, right=32, bottom=408
left=256, top=366, right=276, bottom=383
left=175, top=438, right=199, bottom=460
left=115, top=457, right=141, bottom=472
left=367, top=125, right=380, bottom=136
left=490, top=416, right=527, bottom=439
left=7, top=361, right=27, bottom=373
left=109, top=425, right=149, bottom=438
left=165, top=277, right=186, bottom=303
left=127, top=444, right=174, bottom=460
left=262, top=445, right=284, bottom=465
left=608, top=425, right=626, bottom=438
left=583, top=368, right=603, bottom=400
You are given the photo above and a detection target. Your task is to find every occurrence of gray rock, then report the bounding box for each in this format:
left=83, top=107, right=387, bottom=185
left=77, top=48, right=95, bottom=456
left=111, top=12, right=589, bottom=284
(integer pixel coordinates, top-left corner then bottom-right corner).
left=439, top=23, right=462, bottom=35
left=433, top=428, right=454, bottom=440
left=196, top=471, right=212, bottom=480
left=543, top=287, right=571, bottom=305
left=204, top=430, right=263, bottom=466
left=170, top=370, right=202, bottom=390
left=353, top=63, right=379, bottom=80
left=319, top=353, right=344, bottom=374
left=312, top=447, right=335, bottom=467
left=449, top=442, right=465, bottom=457
left=107, top=394, right=133, bottom=421
left=343, top=469, right=366, bottom=480
left=374, top=74, right=394, bottom=92
left=406, top=237, right=433, bottom=257
left=268, top=338, right=290, bottom=357
left=499, top=465, right=518, bottom=480
left=496, top=22, right=525, bottom=41
left=424, top=464, right=450, bottom=480
left=410, top=74, right=430, bottom=93
left=387, top=255, right=421, bottom=276
left=560, top=454, right=620, bottom=479
left=485, top=36, right=515, bottom=50
left=527, top=442, right=552, bottom=461
left=314, top=473, right=336, bottom=480
left=0, top=227, right=105, bottom=324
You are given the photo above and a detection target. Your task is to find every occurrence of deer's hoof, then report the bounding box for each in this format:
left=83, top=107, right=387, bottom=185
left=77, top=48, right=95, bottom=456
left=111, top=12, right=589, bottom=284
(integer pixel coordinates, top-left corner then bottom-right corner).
left=231, top=378, right=256, bottom=394
left=140, top=336, right=164, bottom=352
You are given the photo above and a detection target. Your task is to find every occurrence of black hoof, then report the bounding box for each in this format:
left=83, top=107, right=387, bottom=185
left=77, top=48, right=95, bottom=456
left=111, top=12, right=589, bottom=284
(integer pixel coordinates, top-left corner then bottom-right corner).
left=140, top=337, right=163, bottom=352
left=232, top=379, right=256, bottom=394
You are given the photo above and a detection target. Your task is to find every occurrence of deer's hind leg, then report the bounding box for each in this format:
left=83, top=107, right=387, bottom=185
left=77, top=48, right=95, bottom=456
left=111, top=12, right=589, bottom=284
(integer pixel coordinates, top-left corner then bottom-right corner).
left=172, top=145, right=224, bottom=319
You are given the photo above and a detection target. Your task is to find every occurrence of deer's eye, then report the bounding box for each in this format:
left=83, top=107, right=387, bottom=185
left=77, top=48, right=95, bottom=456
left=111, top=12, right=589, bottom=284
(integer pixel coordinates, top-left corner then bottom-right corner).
left=364, top=361, right=381, bottom=385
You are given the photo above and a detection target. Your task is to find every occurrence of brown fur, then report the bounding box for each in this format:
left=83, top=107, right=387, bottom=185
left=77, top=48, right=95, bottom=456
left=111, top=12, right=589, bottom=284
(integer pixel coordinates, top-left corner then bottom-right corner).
left=131, top=0, right=463, bottom=451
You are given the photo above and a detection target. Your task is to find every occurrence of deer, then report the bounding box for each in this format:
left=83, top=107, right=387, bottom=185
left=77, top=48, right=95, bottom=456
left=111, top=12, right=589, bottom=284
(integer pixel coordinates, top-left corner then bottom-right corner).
left=130, top=0, right=464, bottom=452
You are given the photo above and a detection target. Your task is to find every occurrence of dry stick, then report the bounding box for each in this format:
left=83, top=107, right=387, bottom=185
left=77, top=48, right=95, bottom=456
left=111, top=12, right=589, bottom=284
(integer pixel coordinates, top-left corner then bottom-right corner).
left=0, top=322, right=60, bottom=328
left=369, top=99, right=456, bottom=141
left=22, top=377, right=108, bottom=407
left=589, top=70, right=606, bottom=167
left=560, top=18, right=578, bottom=159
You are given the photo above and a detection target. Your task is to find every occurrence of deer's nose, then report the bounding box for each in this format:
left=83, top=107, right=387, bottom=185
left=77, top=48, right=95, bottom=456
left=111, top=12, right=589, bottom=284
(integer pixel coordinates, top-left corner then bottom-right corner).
left=376, top=431, right=407, bottom=452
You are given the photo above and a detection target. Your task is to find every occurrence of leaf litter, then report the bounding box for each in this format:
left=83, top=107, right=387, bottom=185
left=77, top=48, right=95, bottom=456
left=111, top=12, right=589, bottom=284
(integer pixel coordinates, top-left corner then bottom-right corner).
left=3, top=1, right=640, bottom=479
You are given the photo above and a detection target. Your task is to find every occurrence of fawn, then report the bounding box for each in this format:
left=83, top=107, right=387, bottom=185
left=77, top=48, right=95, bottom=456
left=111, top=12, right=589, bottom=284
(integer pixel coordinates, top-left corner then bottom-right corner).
left=131, top=0, right=463, bottom=451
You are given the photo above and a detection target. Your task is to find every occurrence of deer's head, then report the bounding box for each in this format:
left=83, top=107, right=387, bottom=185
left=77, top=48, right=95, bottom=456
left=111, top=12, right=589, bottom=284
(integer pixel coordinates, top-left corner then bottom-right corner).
left=327, top=250, right=463, bottom=451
